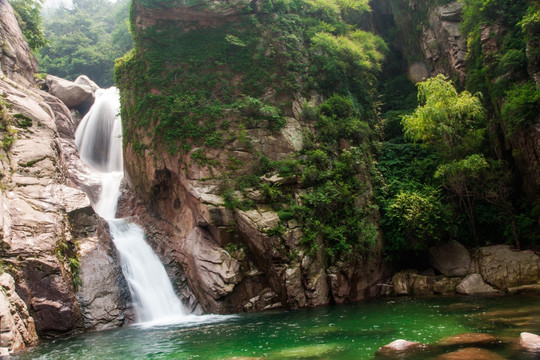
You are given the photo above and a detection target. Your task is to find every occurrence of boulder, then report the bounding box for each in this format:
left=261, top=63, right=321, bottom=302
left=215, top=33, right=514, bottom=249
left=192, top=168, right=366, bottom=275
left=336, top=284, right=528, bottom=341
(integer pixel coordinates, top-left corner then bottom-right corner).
left=74, top=75, right=100, bottom=92
left=436, top=347, right=505, bottom=360
left=475, top=245, right=540, bottom=290
left=456, top=274, right=499, bottom=295
left=519, top=332, right=540, bottom=352
left=437, top=332, right=497, bottom=346
left=376, top=339, right=425, bottom=357
left=46, top=75, right=95, bottom=111
left=429, top=241, right=471, bottom=277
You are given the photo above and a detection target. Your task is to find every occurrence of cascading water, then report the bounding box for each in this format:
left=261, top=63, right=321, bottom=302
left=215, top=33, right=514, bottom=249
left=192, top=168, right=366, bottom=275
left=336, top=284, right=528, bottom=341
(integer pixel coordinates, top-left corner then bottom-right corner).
left=75, top=87, right=188, bottom=324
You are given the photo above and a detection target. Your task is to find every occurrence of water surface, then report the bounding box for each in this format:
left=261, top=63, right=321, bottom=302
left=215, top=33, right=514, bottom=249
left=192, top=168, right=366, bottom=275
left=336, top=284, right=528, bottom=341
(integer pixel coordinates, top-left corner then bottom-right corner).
left=17, top=296, right=540, bottom=359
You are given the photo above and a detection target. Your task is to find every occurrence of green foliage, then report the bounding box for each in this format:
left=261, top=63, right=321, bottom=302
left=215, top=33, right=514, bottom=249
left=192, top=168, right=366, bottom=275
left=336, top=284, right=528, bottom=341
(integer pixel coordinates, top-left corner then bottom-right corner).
left=55, top=237, right=81, bottom=290
left=9, top=0, right=48, bottom=50
left=38, top=0, right=132, bottom=87
left=501, top=82, right=540, bottom=135
left=385, top=187, right=451, bottom=252
left=402, top=74, right=485, bottom=159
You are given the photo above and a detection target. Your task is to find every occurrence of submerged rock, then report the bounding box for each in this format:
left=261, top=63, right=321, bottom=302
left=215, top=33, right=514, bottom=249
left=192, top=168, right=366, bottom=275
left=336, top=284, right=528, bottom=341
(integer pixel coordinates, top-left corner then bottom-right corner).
left=519, top=332, right=540, bottom=352
left=436, top=347, right=505, bottom=360
left=437, top=332, right=498, bottom=346
left=376, top=339, right=426, bottom=357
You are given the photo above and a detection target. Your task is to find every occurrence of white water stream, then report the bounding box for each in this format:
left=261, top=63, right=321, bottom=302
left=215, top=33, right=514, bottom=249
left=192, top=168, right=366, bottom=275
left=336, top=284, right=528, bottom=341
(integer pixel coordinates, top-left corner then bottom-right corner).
left=75, top=87, right=188, bottom=324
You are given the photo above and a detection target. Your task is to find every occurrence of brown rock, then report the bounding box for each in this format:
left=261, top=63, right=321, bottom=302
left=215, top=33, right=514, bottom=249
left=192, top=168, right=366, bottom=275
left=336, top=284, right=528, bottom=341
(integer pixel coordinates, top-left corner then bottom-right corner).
left=437, top=332, right=498, bottom=346
left=436, top=347, right=505, bottom=360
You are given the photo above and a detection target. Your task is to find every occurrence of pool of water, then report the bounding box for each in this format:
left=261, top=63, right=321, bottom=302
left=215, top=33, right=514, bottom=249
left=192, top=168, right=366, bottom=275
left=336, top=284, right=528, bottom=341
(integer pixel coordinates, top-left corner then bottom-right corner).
left=15, top=296, right=540, bottom=359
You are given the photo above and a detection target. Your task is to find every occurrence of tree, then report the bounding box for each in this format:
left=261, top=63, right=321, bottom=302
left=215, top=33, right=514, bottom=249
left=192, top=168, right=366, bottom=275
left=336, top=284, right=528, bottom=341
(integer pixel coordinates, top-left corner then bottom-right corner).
left=401, top=74, right=485, bottom=159
left=37, top=0, right=132, bottom=87
left=9, top=0, right=48, bottom=50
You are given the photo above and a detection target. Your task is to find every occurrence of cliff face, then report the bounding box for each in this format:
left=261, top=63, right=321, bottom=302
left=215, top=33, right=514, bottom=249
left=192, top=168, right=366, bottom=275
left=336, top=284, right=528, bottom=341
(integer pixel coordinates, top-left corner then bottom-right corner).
left=0, top=0, right=131, bottom=350
left=388, top=0, right=540, bottom=202
left=0, top=0, right=38, bottom=87
left=117, top=0, right=390, bottom=313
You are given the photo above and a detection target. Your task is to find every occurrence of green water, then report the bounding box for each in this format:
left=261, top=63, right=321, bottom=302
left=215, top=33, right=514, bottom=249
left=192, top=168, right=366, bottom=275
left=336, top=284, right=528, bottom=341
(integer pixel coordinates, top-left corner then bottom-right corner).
left=16, top=296, right=540, bottom=359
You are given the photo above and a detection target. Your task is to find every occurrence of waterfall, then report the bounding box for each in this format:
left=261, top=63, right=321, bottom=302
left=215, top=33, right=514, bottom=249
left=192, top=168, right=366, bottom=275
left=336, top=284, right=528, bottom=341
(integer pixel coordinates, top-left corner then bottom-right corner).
left=75, top=87, right=188, bottom=324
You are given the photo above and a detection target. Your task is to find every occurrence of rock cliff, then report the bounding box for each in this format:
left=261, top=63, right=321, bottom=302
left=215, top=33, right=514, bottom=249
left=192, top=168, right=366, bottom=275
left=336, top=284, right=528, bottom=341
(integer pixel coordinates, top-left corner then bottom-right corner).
left=0, top=0, right=131, bottom=351
left=116, top=0, right=390, bottom=314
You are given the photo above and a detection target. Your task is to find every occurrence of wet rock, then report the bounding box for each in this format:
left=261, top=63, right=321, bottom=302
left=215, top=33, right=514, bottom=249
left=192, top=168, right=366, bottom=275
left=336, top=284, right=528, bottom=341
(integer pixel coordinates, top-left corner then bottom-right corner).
left=436, top=347, right=505, bottom=360
left=285, top=265, right=307, bottom=308
left=46, top=75, right=95, bottom=112
left=429, top=241, right=471, bottom=277
left=377, top=339, right=425, bottom=356
left=456, top=274, right=500, bottom=295
left=74, top=211, right=132, bottom=331
left=475, top=245, right=540, bottom=290
left=519, top=332, right=540, bottom=352
left=437, top=332, right=498, bottom=346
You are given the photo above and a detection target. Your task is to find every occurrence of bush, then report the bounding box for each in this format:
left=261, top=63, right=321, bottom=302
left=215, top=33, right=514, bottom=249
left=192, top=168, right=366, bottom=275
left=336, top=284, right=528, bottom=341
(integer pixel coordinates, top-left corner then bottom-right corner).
left=501, top=82, right=540, bottom=134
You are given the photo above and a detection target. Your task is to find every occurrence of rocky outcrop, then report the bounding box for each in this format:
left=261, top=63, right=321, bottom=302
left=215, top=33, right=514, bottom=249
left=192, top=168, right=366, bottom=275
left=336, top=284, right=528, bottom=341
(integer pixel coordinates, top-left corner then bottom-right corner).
left=389, top=0, right=466, bottom=83
left=421, top=2, right=466, bottom=82
left=389, top=242, right=540, bottom=296
left=69, top=196, right=132, bottom=331
left=0, top=0, right=38, bottom=86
